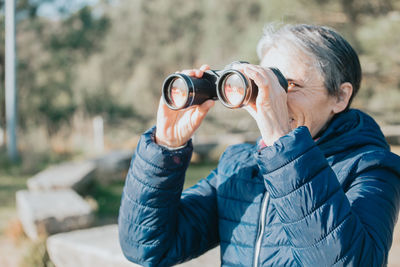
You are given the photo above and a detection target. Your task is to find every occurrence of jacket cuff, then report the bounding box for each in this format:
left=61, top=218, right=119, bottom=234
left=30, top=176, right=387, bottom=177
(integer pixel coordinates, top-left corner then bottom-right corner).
left=254, top=126, right=326, bottom=198
left=130, top=126, right=193, bottom=190
left=136, top=126, right=193, bottom=171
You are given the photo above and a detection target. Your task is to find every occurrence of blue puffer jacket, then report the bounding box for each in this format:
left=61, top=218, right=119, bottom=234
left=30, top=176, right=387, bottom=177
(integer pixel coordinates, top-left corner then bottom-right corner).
left=119, top=109, right=400, bottom=266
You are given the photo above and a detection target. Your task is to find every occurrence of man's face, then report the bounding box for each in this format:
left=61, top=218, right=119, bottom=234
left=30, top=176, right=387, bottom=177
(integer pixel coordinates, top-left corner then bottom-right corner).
left=260, top=45, right=339, bottom=138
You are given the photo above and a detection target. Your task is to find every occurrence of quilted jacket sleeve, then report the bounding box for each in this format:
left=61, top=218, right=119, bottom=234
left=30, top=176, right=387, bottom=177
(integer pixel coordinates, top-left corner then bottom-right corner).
left=255, top=126, right=400, bottom=266
left=118, top=127, right=219, bottom=267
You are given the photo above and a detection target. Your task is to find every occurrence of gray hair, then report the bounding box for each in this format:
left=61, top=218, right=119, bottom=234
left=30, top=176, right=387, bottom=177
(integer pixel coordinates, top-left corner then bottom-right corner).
left=257, top=24, right=361, bottom=109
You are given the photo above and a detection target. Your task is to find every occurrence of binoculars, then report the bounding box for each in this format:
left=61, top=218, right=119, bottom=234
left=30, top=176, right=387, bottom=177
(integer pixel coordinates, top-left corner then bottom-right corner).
left=162, top=62, right=288, bottom=110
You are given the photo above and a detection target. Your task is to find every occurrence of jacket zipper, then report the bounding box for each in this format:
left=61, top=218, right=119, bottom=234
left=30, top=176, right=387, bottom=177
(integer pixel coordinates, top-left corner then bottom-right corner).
left=253, top=191, right=270, bottom=267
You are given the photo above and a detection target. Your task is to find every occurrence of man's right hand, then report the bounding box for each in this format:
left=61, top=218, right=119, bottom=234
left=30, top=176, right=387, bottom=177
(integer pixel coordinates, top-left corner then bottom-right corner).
left=155, top=64, right=215, bottom=148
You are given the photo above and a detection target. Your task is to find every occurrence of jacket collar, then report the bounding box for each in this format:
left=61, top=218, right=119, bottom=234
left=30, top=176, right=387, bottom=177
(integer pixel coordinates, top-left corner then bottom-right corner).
left=315, top=109, right=389, bottom=157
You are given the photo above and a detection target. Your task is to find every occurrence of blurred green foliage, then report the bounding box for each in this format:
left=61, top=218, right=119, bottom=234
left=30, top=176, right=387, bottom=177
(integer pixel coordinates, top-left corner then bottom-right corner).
left=0, top=0, right=400, bottom=153
left=85, top=180, right=124, bottom=218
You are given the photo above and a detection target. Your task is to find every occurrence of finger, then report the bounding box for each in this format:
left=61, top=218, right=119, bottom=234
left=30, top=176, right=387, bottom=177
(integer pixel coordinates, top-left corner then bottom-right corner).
left=158, top=96, right=180, bottom=119
left=195, top=64, right=211, bottom=78
left=244, top=67, right=270, bottom=100
left=156, top=97, right=168, bottom=126
left=157, top=96, right=171, bottom=117
left=199, top=99, right=215, bottom=113
left=243, top=103, right=257, bottom=118
left=195, top=69, right=203, bottom=78
left=180, top=65, right=210, bottom=78
left=192, top=100, right=215, bottom=123
left=231, top=62, right=248, bottom=72
left=181, top=69, right=196, bottom=76
left=247, top=66, right=287, bottom=102
left=200, top=64, right=210, bottom=71
left=158, top=96, right=167, bottom=112
left=245, top=65, right=270, bottom=85
left=247, top=65, right=283, bottom=90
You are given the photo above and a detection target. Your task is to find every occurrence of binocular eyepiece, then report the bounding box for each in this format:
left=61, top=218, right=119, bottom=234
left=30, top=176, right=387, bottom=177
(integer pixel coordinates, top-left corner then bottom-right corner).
left=162, top=63, right=288, bottom=110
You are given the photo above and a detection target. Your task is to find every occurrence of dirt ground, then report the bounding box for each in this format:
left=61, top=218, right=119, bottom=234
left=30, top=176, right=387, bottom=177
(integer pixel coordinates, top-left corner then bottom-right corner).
left=0, top=237, right=25, bottom=267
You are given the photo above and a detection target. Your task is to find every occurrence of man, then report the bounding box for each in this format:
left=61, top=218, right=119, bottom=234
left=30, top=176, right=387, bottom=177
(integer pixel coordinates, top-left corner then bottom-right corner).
left=118, top=24, right=400, bottom=266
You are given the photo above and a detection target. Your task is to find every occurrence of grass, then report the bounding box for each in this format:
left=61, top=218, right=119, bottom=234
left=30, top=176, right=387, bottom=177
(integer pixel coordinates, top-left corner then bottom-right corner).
left=0, top=147, right=77, bottom=234
left=0, top=174, right=29, bottom=234
left=184, top=162, right=218, bottom=189
left=85, top=180, right=125, bottom=219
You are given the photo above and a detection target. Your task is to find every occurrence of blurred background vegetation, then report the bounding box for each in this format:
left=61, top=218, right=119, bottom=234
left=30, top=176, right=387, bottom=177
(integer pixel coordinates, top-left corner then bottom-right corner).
left=0, top=0, right=399, bottom=162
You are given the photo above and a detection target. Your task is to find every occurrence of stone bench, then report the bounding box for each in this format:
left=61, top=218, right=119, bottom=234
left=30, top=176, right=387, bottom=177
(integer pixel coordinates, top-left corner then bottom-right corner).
left=16, top=190, right=94, bottom=240
left=27, top=161, right=96, bottom=193
left=47, top=224, right=220, bottom=267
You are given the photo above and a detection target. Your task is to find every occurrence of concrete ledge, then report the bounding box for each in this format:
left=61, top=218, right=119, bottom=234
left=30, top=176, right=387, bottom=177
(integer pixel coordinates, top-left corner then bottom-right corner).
left=47, top=224, right=220, bottom=267
left=27, top=161, right=96, bottom=193
left=16, top=190, right=94, bottom=240
left=47, top=225, right=139, bottom=267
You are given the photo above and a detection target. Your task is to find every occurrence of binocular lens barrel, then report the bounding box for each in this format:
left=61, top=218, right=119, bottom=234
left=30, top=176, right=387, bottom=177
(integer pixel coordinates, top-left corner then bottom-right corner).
left=217, top=70, right=255, bottom=108
left=162, top=66, right=287, bottom=110
left=217, top=68, right=288, bottom=108
left=221, top=73, right=246, bottom=107
left=168, top=78, right=188, bottom=109
left=162, top=74, right=192, bottom=110
left=162, top=72, right=219, bottom=110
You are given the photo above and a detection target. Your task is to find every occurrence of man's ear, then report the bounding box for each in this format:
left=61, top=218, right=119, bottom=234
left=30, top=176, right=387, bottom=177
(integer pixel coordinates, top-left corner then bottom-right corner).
left=333, top=82, right=353, bottom=114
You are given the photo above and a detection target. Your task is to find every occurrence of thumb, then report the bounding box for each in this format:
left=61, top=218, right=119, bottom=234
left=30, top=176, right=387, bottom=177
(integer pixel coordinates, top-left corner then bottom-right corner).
left=199, top=99, right=215, bottom=114
left=192, top=100, right=215, bottom=123
left=244, top=103, right=257, bottom=119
